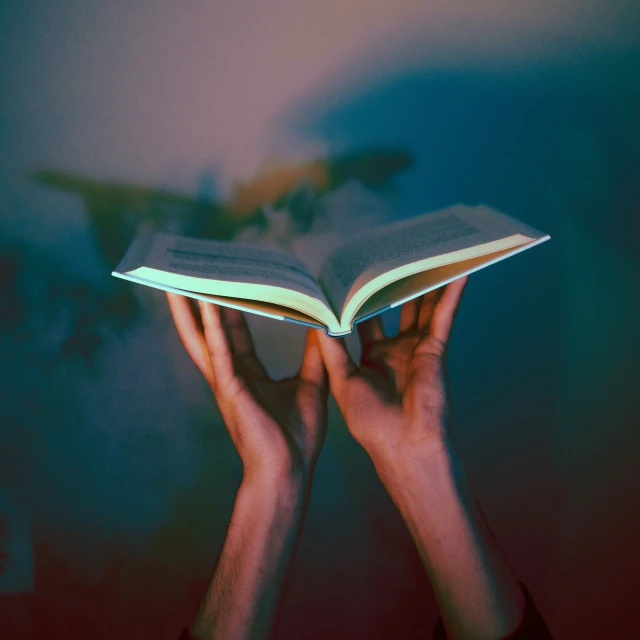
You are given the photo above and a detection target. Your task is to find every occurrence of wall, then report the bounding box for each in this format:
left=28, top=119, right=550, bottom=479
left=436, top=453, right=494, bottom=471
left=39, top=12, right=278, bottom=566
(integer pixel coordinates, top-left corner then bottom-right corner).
left=1, top=2, right=639, bottom=638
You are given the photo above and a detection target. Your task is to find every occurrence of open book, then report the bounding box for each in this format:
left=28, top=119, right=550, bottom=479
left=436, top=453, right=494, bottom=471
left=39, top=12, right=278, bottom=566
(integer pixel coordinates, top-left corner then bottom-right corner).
left=112, top=205, right=549, bottom=336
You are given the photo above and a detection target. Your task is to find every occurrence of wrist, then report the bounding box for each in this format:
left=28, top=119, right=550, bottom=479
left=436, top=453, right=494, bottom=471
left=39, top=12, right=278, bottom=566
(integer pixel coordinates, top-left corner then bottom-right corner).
left=240, top=468, right=308, bottom=508
left=241, top=449, right=319, bottom=497
left=370, top=435, right=462, bottom=498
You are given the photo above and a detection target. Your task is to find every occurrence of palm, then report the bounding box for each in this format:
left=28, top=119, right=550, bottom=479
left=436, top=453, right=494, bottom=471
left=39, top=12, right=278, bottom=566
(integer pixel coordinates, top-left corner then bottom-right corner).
left=318, top=278, right=467, bottom=460
left=349, top=334, right=446, bottom=436
left=226, top=373, right=327, bottom=476
left=166, top=294, right=327, bottom=480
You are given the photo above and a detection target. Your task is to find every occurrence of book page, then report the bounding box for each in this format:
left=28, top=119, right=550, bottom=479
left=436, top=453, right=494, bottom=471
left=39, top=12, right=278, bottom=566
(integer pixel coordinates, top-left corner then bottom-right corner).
left=319, top=205, right=543, bottom=319
left=352, top=239, right=543, bottom=322
left=117, top=233, right=329, bottom=303
left=114, top=233, right=342, bottom=332
left=112, top=269, right=326, bottom=329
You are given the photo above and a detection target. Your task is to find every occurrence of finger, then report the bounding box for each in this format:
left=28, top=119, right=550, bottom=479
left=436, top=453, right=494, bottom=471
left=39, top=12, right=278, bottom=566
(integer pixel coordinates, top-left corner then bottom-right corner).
left=399, top=297, right=421, bottom=332
left=357, top=315, right=384, bottom=348
left=316, top=330, right=356, bottom=401
left=418, top=287, right=445, bottom=330
left=427, top=277, right=468, bottom=348
left=299, top=330, right=328, bottom=392
left=166, top=293, right=213, bottom=383
left=218, top=306, right=268, bottom=378
left=218, top=307, right=256, bottom=357
left=198, top=301, right=235, bottom=388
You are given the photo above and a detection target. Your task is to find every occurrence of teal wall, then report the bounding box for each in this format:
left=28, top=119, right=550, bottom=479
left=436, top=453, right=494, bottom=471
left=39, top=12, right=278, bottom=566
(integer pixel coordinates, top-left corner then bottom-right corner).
left=1, top=3, right=639, bottom=638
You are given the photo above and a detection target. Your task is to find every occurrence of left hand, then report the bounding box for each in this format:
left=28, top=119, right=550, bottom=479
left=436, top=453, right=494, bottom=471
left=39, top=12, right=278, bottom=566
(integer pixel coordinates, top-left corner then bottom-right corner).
left=166, top=293, right=328, bottom=487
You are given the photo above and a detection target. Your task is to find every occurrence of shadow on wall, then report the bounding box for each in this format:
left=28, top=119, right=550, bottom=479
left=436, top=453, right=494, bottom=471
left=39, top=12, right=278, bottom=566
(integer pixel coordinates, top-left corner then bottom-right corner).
left=277, top=54, right=640, bottom=637
left=0, top=147, right=412, bottom=638
left=0, top=148, right=412, bottom=370
left=1, top=51, right=639, bottom=638
left=283, top=56, right=640, bottom=253
left=276, top=57, right=640, bottom=457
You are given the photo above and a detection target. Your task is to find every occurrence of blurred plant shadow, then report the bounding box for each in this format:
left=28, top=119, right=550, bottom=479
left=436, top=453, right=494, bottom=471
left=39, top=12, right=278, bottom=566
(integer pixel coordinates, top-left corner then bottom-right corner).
left=1, top=148, right=413, bottom=370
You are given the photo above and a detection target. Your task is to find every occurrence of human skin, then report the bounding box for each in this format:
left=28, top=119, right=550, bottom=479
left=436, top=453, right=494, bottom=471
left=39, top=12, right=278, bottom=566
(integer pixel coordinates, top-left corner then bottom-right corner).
left=317, top=277, right=527, bottom=640
left=166, top=293, right=328, bottom=640
left=167, top=276, right=527, bottom=640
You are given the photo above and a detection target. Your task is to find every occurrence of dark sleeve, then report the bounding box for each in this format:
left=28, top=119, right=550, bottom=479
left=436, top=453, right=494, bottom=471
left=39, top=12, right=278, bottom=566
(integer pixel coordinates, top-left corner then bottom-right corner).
left=430, top=583, right=553, bottom=640
left=177, top=629, right=193, bottom=640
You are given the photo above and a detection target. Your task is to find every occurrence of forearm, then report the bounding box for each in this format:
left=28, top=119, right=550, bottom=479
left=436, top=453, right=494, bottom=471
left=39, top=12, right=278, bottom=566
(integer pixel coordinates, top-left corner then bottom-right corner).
left=189, top=474, right=307, bottom=640
left=374, top=441, right=525, bottom=640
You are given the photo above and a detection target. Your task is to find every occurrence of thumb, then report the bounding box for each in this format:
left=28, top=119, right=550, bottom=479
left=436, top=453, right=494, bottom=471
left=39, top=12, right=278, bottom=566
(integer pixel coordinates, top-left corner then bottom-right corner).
left=316, top=330, right=355, bottom=402
left=299, top=330, right=328, bottom=393
left=426, top=276, right=468, bottom=350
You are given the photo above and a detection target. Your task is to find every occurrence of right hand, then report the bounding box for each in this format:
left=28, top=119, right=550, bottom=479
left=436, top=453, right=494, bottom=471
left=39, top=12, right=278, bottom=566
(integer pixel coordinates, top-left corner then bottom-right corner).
left=317, top=278, right=467, bottom=478
left=166, top=293, right=328, bottom=488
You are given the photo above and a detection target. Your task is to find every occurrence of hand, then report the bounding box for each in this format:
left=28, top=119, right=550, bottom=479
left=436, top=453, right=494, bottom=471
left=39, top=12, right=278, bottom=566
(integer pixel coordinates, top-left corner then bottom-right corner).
left=317, top=278, right=467, bottom=477
left=166, top=294, right=328, bottom=486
